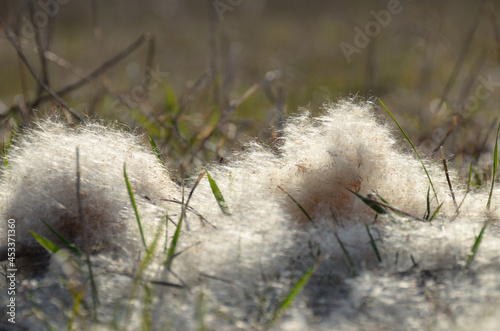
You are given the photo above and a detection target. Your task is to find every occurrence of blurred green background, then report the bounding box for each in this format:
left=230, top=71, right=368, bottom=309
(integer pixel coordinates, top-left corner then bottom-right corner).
left=1, top=0, right=499, bottom=181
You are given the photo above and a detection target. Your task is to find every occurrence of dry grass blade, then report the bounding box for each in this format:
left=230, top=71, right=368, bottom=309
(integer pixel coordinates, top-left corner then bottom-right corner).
left=437, top=4, right=482, bottom=110
left=486, top=0, right=500, bottom=63
left=76, top=148, right=99, bottom=312
left=55, top=34, right=147, bottom=99
left=0, top=17, right=84, bottom=122
left=455, top=161, right=474, bottom=218
left=441, top=146, right=458, bottom=211
left=28, top=1, right=51, bottom=99
left=487, top=122, right=500, bottom=210
left=432, top=116, right=458, bottom=153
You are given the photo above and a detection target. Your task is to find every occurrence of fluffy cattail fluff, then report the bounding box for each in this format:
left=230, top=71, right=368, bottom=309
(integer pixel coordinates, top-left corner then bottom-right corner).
left=1, top=99, right=500, bottom=330
left=0, top=120, right=180, bottom=273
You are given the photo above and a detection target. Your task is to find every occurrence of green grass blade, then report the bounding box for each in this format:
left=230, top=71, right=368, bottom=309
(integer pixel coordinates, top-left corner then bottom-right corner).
left=426, top=186, right=431, bottom=220
left=348, top=189, right=387, bottom=214
left=374, top=193, right=402, bottom=220
left=379, top=99, right=439, bottom=203
left=122, top=220, right=164, bottom=330
left=41, top=220, right=82, bottom=257
left=205, top=170, right=231, bottom=216
left=146, top=130, right=165, bottom=166
left=124, top=162, right=147, bottom=249
left=333, top=232, right=357, bottom=276
left=165, top=214, right=183, bottom=268
left=278, top=185, right=315, bottom=225
left=30, top=232, right=61, bottom=254
left=429, top=203, right=444, bottom=222
left=366, top=224, right=382, bottom=262
left=487, top=123, right=500, bottom=210
left=466, top=219, right=490, bottom=269
left=164, top=171, right=205, bottom=268
left=269, top=256, right=323, bottom=326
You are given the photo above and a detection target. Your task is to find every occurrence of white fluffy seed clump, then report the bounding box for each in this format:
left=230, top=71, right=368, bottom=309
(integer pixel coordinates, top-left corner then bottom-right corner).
left=0, top=120, right=180, bottom=260
left=1, top=100, right=500, bottom=330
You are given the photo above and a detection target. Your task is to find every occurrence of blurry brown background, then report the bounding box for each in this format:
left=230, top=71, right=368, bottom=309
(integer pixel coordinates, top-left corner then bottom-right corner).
left=0, top=0, right=498, bottom=181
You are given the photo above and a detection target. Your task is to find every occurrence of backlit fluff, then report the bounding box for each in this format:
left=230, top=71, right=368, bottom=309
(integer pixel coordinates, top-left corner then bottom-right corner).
left=0, top=120, right=180, bottom=263
left=1, top=99, right=500, bottom=330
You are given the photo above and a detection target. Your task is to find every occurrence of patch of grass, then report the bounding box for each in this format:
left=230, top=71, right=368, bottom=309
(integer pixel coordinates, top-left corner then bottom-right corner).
left=30, top=230, right=95, bottom=327
left=424, top=187, right=444, bottom=221
left=165, top=171, right=205, bottom=268
left=121, top=216, right=165, bottom=330
left=466, top=123, right=500, bottom=269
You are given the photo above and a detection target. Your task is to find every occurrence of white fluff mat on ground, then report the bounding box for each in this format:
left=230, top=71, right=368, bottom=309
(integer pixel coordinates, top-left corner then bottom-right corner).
left=1, top=99, right=500, bottom=330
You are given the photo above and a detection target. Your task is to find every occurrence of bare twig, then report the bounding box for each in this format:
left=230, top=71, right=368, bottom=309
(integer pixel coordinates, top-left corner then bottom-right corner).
left=3, top=32, right=148, bottom=122
left=161, top=198, right=216, bottom=229
left=76, top=147, right=100, bottom=309
left=486, top=0, right=500, bottom=63
left=432, top=116, right=458, bottom=153
left=438, top=1, right=483, bottom=110
left=143, top=33, right=156, bottom=95
left=208, top=0, right=220, bottom=109
left=0, top=16, right=84, bottom=121
left=50, top=34, right=148, bottom=101
left=28, top=0, right=51, bottom=99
